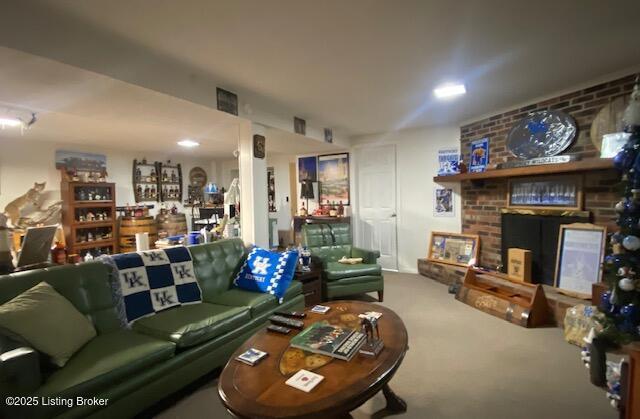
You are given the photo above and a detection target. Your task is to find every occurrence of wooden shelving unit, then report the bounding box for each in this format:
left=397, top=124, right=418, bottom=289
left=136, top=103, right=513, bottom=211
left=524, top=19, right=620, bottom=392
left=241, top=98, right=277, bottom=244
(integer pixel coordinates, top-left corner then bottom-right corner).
left=433, top=158, right=615, bottom=182
left=158, top=162, right=183, bottom=202
left=61, top=180, right=117, bottom=257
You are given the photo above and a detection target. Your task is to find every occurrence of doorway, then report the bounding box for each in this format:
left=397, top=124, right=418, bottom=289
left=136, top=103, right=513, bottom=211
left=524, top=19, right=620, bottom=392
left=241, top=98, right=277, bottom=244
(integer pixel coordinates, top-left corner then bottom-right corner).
left=354, top=144, right=398, bottom=271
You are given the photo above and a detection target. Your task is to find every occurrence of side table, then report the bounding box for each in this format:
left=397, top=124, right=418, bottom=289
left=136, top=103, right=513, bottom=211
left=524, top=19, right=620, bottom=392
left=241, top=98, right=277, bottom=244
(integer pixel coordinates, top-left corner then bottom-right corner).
left=294, top=268, right=323, bottom=307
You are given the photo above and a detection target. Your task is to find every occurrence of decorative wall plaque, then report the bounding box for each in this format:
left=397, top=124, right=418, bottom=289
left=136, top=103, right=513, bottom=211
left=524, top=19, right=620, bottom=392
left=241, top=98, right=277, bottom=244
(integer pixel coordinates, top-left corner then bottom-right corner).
left=294, top=117, right=306, bottom=135
left=253, top=134, right=266, bottom=159
left=507, top=110, right=577, bottom=159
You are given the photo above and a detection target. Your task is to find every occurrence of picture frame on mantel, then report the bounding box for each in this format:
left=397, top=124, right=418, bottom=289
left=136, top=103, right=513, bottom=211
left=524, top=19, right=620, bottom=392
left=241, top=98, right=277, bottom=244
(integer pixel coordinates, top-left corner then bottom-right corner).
left=427, top=231, right=480, bottom=267
left=507, top=174, right=583, bottom=211
left=554, top=223, right=607, bottom=298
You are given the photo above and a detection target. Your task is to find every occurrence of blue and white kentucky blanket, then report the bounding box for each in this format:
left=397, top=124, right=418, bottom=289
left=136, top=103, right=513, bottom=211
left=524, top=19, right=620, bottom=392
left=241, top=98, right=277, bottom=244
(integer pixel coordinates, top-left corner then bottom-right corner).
left=110, top=247, right=202, bottom=323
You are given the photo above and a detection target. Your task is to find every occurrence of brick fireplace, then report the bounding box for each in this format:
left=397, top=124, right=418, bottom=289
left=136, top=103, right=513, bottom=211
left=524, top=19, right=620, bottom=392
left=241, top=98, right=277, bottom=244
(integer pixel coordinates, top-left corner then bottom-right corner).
left=460, top=74, right=636, bottom=271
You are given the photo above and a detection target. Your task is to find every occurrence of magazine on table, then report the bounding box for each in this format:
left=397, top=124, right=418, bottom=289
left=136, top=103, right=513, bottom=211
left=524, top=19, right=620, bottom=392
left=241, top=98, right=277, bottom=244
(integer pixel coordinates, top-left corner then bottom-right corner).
left=290, top=321, right=365, bottom=361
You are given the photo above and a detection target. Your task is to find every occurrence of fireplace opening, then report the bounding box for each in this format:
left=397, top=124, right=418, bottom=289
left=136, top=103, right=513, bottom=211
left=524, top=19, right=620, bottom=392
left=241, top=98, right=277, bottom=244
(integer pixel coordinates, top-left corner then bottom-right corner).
left=500, top=212, right=589, bottom=285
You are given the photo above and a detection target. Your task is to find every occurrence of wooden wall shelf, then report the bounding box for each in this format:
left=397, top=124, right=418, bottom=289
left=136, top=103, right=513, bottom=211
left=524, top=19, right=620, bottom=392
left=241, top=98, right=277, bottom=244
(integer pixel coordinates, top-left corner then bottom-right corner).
left=433, top=158, right=615, bottom=182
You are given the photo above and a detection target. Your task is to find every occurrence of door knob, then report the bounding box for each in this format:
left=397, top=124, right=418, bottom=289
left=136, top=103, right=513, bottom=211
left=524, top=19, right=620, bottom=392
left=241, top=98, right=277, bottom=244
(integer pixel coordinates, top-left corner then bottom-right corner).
left=391, top=213, right=397, bottom=218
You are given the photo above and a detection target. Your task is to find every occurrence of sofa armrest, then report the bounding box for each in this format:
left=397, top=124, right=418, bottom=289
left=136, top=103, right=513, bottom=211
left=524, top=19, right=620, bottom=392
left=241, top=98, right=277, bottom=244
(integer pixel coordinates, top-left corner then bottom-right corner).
left=0, top=335, right=41, bottom=396
left=351, top=247, right=381, bottom=264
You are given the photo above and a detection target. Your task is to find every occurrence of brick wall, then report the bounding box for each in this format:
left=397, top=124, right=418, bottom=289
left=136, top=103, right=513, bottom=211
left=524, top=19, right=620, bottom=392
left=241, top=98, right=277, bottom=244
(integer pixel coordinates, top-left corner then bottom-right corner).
left=460, top=74, right=635, bottom=268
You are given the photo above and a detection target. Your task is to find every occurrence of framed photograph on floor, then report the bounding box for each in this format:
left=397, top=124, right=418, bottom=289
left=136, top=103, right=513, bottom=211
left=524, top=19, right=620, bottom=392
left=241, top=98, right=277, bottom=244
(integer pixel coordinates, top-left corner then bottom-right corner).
left=555, top=223, right=606, bottom=297
left=318, top=153, right=349, bottom=205
left=427, top=232, right=479, bottom=267
left=434, top=188, right=454, bottom=217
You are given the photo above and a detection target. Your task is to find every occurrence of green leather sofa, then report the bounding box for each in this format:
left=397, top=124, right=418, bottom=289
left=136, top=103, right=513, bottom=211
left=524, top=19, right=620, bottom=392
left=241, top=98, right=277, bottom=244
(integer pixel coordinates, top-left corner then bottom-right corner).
left=302, top=223, right=384, bottom=301
left=0, top=239, right=304, bottom=419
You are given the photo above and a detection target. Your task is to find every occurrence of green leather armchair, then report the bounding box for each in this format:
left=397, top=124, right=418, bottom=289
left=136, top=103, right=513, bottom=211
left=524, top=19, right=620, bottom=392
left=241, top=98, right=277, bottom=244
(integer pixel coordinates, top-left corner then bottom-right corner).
left=302, top=223, right=384, bottom=301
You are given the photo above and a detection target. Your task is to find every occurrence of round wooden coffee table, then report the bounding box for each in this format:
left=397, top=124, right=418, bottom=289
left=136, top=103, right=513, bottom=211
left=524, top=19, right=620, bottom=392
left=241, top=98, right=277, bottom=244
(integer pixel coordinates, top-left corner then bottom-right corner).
left=218, top=300, right=408, bottom=418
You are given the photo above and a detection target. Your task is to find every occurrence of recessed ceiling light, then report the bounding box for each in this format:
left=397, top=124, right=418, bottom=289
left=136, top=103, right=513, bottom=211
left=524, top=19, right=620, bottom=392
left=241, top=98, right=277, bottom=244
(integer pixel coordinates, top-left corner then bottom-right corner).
left=0, top=118, right=23, bottom=128
left=434, top=83, right=466, bottom=99
left=177, top=139, right=200, bottom=148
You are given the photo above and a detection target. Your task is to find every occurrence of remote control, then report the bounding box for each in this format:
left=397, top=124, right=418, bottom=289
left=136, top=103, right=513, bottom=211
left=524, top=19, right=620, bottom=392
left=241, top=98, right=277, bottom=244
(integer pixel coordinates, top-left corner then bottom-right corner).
left=267, top=324, right=291, bottom=334
left=274, top=311, right=306, bottom=319
left=269, top=315, right=305, bottom=330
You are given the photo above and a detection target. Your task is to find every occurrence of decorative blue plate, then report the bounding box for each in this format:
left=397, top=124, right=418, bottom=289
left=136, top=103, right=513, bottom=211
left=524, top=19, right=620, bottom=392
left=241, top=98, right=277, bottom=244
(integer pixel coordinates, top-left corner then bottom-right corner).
left=507, top=110, right=577, bottom=159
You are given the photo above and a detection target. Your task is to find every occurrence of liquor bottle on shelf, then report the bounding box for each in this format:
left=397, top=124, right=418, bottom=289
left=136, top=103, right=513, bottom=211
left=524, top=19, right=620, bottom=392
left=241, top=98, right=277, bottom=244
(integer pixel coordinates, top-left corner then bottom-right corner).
left=105, top=187, right=112, bottom=201
left=135, top=166, right=142, bottom=182
left=78, top=188, right=87, bottom=201
left=329, top=201, right=338, bottom=217
left=144, top=185, right=150, bottom=199
left=51, top=241, right=67, bottom=265
left=162, top=170, right=168, bottom=182
left=171, top=170, right=177, bottom=182
left=338, top=201, right=344, bottom=217
left=137, top=184, right=143, bottom=198
left=150, top=167, right=157, bottom=182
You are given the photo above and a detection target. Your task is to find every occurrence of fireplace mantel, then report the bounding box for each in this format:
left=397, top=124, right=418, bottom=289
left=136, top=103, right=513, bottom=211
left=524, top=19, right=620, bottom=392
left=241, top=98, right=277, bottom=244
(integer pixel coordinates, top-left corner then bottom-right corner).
left=433, top=158, right=614, bottom=182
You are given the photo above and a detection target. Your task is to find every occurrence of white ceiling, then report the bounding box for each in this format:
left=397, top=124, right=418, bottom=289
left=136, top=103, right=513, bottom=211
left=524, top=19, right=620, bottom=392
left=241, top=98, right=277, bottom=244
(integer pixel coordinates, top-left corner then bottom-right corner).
left=6, top=0, right=638, bottom=136
left=0, top=47, right=340, bottom=158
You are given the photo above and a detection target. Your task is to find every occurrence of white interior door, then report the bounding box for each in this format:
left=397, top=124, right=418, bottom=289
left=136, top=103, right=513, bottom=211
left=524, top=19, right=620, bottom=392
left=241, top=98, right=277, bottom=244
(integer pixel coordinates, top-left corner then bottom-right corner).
left=355, top=145, right=398, bottom=271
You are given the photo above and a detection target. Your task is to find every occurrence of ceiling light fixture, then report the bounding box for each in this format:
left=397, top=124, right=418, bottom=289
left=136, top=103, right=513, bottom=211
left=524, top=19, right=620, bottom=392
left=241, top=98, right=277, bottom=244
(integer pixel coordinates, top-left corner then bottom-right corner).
left=434, top=83, right=466, bottom=99
left=0, top=118, right=23, bottom=128
left=177, top=139, right=200, bottom=148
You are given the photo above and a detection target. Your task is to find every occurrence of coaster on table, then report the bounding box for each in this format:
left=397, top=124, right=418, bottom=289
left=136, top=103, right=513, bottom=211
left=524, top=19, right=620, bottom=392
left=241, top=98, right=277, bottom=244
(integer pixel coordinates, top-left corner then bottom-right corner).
left=285, top=369, right=324, bottom=392
left=310, top=305, right=331, bottom=314
left=235, top=348, right=268, bottom=366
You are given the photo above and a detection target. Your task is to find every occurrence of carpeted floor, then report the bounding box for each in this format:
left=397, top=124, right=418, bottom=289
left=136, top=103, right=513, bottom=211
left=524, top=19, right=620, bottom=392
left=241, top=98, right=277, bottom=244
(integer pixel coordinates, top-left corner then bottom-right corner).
left=152, top=272, right=615, bottom=419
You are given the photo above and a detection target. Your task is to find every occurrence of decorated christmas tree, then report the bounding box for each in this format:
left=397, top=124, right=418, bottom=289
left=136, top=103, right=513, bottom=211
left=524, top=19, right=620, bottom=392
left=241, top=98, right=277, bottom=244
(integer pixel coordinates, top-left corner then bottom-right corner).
left=598, top=77, right=640, bottom=346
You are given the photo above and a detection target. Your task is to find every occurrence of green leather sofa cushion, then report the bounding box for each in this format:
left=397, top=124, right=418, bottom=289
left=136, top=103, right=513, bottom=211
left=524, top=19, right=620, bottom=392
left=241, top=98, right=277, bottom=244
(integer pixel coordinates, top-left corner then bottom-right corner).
left=0, top=262, right=123, bottom=334
left=325, top=262, right=382, bottom=281
left=188, top=280, right=302, bottom=318
left=132, top=303, right=250, bottom=348
left=283, top=280, right=303, bottom=300
left=189, top=239, right=247, bottom=301
left=208, top=289, right=276, bottom=317
left=37, top=329, right=174, bottom=397
left=0, top=282, right=97, bottom=367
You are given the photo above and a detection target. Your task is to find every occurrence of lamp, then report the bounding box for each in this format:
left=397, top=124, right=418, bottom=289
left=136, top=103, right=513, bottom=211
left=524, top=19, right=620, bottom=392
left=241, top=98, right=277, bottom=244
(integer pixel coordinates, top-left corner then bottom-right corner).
left=300, top=179, right=315, bottom=216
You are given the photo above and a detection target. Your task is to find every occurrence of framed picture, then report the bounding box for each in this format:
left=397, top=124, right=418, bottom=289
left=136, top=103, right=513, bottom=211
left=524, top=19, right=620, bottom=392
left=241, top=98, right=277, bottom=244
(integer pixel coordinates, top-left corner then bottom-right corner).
left=437, top=148, right=460, bottom=176
left=294, top=117, right=306, bottom=135
left=324, top=128, right=333, bottom=143
left=434, top=188, right=454, bottom=217
left=216, top=87, right=238, bottom=116
left=318, top=153, right=349, bottom=205
left=508, top=174, right=582, bottom=211
left=55, top=150, right=107, bottom=172
left=427, top=231, right=480, bottom=267
left=469, top=137, right=489, bottom=173
left=253, top=134, right=265, bottom=159
left=298, top=156, right=317, bottom=182
left=555, top=223, right=607, bottom=297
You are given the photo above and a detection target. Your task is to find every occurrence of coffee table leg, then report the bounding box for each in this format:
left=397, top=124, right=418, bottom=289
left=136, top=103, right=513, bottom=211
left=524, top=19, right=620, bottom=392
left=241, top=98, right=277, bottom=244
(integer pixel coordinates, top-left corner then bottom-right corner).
left=382, top=383, right=407, bottom=413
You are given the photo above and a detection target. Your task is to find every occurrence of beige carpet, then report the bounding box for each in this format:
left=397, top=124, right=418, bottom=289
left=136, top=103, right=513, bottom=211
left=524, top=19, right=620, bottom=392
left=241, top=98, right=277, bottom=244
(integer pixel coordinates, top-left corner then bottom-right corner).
left=153, top=272, right=615, bottom=419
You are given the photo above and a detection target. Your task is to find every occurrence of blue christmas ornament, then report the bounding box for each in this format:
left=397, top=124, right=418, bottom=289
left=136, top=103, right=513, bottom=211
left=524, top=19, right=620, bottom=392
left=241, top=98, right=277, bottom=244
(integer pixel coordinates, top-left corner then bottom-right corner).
left=611, top=233, right=624, bottom=245
left=619, top=304, right=639, bottom=334
left=614, top=146, right=637, bottom=171
left=599, top=290, right=613, bottom=312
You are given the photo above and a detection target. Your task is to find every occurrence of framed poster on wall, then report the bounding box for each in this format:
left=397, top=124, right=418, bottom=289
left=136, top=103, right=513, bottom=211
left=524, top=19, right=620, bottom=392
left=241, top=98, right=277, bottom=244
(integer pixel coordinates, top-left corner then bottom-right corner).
left=434, top=188, right=454, bottom=217
left=554, top=223, right=606, bottom=297
left=318, top=153, right=349, bottom=205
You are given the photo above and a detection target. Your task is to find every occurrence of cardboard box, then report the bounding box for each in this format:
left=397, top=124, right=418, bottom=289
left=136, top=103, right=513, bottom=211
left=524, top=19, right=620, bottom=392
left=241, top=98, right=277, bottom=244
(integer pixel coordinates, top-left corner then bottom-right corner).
left=508, top=248, right=532, bottom=283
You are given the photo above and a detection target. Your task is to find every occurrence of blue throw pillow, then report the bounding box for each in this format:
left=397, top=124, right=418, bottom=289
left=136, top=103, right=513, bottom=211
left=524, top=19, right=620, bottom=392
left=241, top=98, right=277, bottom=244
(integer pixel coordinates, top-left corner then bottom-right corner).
left=234, top=247, right=299, bottom=302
